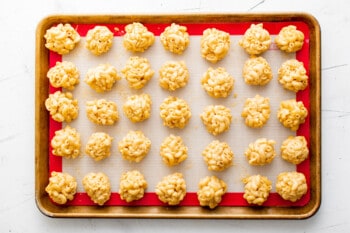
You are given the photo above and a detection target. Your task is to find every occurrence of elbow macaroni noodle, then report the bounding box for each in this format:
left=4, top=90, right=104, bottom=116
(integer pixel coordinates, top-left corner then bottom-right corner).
left=86, top=99, right=119, bottom=126
left=241, top=94, right=271, bottom=128
left=244, top=138, right=276, bottom=166
left=119, top=170, right=148, bottom=203
left=202, top=140, right=234, bottom=172
left=243, top=175, right=272, bottom=206
left=45, top=172, right=77, bottom=205
left=85, top=132, right=113, bottom=161
left=160, top=23, right=190, bottom=54
left=47, top=61, right=80, bottom=90
left=82, top=172, right=111, bottom=206
left=276, top=171, right=308, bottom=202
left=277, top=99, right=308, bottom=131
left=200, top=105, right=232, bottom=136
left=239, top=23, right=271, bottom=55
left=155, top=173, right=186, bottom=206
left=85, top=26, right=114, bottom=55
left=201, top=67, right=234, bottom=98
left=281, top=136, right=309, bottom=165
left=160, top=134, right=188, bottom=166
left=123, top=93, right=152, bottom=123
left=200, top=28, right=230, bottom=63
left=51, top=125, right=81, bottom=159
left=159, top=60, right=189, bottom=91
left=242, top=56, right=273, bottom=86
left=44, top=23, right=80, bottom=55
left=159, top=96, right=191, bottom=129
left=197, top=176, right=227, bottom=209
left=84, top=63, right=121, bottom=93
left=122, top=56, right=154, bottom=89
left=278, top=59, right=308, bottom=92
left=118, top=130, right=151, bottom=163
left=123, top=22, right=155, bottom=52
left=275, top=25, right=305, bottom=53
left=45, top=91, right=79, bottom=123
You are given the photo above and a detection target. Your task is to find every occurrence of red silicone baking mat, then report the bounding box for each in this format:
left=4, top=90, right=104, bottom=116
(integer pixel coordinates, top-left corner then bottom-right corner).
left=48, top=21, right=310, bottom=207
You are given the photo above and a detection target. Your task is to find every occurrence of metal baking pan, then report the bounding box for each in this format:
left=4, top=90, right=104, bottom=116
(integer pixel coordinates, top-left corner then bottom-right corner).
left=35, top=13, right=321, bottom=218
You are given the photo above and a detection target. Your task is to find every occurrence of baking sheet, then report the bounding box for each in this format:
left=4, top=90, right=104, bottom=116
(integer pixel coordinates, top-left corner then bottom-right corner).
left=36, top=13, right=320, bottom=218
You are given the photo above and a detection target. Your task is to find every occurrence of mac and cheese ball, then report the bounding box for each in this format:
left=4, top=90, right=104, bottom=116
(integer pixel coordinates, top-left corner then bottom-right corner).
left=118, top=130, right=151, bottom=163
left=82, top=172, right=111, bottom=206
left=86, top=99, right=119, bottom=126
left=275, top=25, right=305, bottom=53
left=244, top=138, right=276, bottom=166
left=122, top=56, right=154, bottom=89
left=44, top=23, right=80, bottom=55
left=241, top=95, right=271, bottom=128
left=278, top=59, right=308, bottom=92
left=155, top=173, right=186, bottom=206
left=45, top=172, right=77, bottom=205
left=123, top=22, right=155, bottom=52
left=159, top=61, right=189, bottom=91
left=200, top=105, right=232, bottom=136
left=160, top=23, right=190, bottom=54
left=51, top=125, right=81, bottom=159
left=119, top=170, right=148, bottom=203
left=85, top=63, right=121, bottom=93
left=45, top=91, right=79, bottom=123
left=202, top=140, right=234, bottom=172
left=85, top=26, right=114, bottom=55
left=276, top=171, right=307, bottom=202
left=159, top=96, right=191, bottom=129
left=242, top=56, right=273, bottom=86
left=197, top=176, right=227, bottom=209
left=239, top=23, right=271, bottom=55
left=281, top=136, right=309, bottom=165
left=160, top=134, right=188, bottom=166
left=85, top=132, right=113, bottom=161
left=243, top=175, right=272, bottom=206
left=123, top=93, right=152, bottom=123
left=277, top=99, right=308, bottom=131
left=201, top=67, right=234, bottom=98
left=200, top=28, right=231, bottom=63
left=47, top=61, right=80, bottom=90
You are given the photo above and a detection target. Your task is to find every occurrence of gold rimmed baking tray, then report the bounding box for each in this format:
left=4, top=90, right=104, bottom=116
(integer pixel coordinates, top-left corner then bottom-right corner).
left=35, top=13, right=321, bottom=219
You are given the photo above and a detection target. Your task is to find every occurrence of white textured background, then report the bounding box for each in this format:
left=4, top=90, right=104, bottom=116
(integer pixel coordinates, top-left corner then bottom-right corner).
left=1, top=0, right=349, bottom=232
